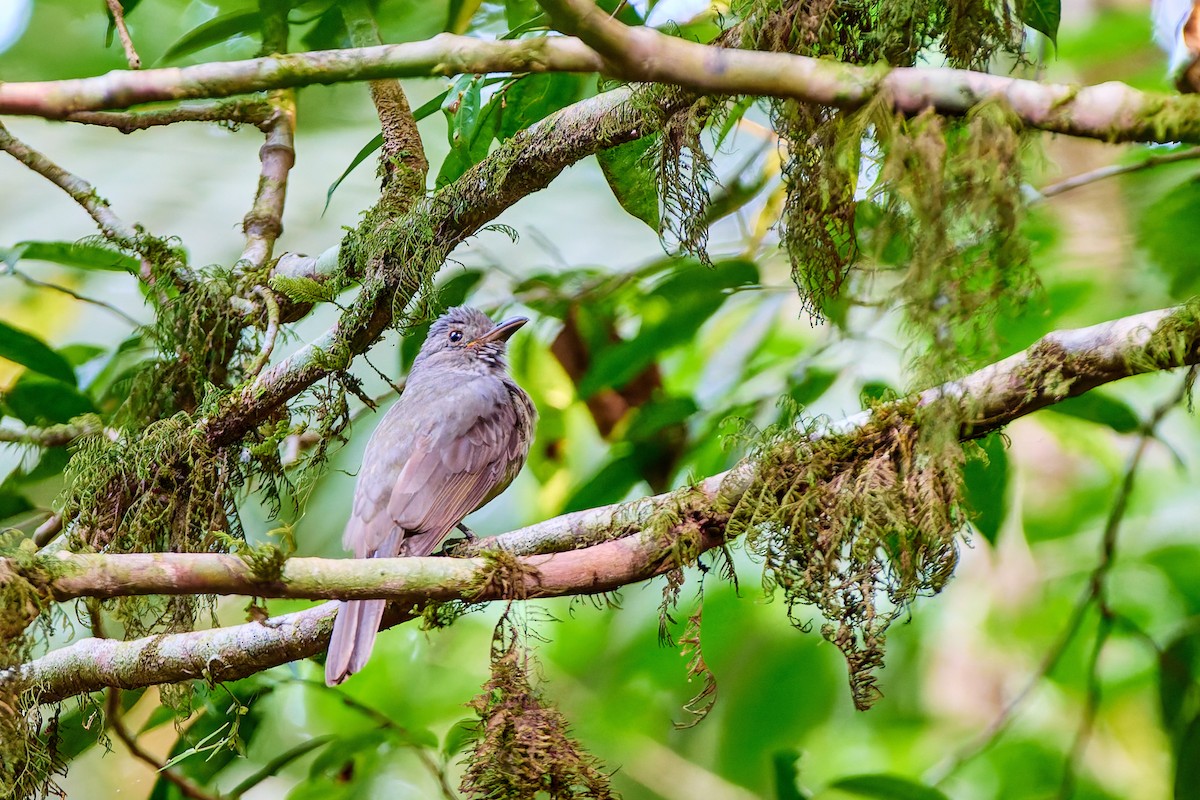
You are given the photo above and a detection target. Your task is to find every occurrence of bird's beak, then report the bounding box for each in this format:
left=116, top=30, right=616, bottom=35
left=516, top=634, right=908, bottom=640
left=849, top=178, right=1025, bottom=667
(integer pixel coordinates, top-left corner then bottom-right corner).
left=471, top=316, right=528, bottom=346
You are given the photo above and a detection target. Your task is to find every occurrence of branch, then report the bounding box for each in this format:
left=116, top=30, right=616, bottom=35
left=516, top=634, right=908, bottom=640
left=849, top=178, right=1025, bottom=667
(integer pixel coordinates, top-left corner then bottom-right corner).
left=63, top=99, right=273, bottom=133
left=2, top=35, right=1200, bottom=144
left=237, top=0, right=296, bottom=271
left=0, top=120, right=147, bottom=254
left=238, top=94, right=296, bottom=269
left=12, top=301, right=1200, bottom=704
left=341, top=0, right=429, bottom=201
left=104, top=0, right=141, bottom=70
left=3, top=265, right=141, bottom=326
left=0, top=418, right=105, bottom=448
left=106, top=689, right=218, bottom=800
left=1039, top=145, right=1200, bottom=198
left=199, top=86, right=652, bottom=448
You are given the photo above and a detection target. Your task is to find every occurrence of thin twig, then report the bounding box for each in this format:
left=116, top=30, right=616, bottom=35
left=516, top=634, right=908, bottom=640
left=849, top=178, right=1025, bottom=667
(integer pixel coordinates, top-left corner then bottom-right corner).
left=0, top=120, right=183, bottom=286
left=1040, top=146, right=1200, bottom=198
left=0, top=120, right=142, bottom=248
left=106, top=689, right=220, bottom=800
left=291, top=678, right=458, bottom=800
left=104, top=0, right=141, bottom=70
left=33, top=514, right=63, bottom=548
left=64, top=100, right=273, bottom=133
left=4, top=265, right=141, bottom=326
left=929, top=373, right=1192, bottom=786
left=245, top=286, right=281, bottom=377
left=1055, top=375, right=1190, bottom=797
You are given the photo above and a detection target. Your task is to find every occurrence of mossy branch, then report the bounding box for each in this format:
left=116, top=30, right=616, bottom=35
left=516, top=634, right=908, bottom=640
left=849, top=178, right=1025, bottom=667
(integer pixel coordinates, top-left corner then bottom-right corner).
left=2, top=35, right=1200, bottom=144
left=341, top=0, right=429, bottom=203
left=10, top=302, right=1200, bottom=704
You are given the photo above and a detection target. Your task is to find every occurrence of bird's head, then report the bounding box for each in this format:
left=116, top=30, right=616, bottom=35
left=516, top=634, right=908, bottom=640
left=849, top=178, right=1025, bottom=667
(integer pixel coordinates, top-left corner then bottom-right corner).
left=412, top=306, right=527, bottom=374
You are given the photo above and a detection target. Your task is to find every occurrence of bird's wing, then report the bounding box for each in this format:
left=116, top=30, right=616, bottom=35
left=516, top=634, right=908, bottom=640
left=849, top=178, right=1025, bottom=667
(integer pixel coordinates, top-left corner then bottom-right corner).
left=344, top=388, right=527, bottom=559
left=386, top=396, right=527, bottom=555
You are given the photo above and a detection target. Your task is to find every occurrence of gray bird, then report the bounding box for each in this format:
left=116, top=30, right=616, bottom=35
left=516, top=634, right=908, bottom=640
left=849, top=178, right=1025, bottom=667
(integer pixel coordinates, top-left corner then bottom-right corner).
left=325, top=307, right=536, bottom=685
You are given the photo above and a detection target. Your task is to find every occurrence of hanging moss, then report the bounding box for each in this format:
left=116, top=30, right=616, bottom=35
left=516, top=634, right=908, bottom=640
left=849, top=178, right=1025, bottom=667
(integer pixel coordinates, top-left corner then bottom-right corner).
left=872, top=103, right=1033, bottom=382
left=460, top=612, right=615, bottom=800
left=729, top=401, right=966, bottom=709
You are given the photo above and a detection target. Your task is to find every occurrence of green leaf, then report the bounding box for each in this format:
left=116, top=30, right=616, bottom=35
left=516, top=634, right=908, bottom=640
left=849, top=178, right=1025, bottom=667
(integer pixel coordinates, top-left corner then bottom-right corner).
left=1176, top=713, right=1200, bottom=800
left=0, top=488, right=33, bottom=524
left=498, top=73, right=586, bottom=140
left=160, top=10, right=261, bottom=64
left=578, top=259, right=758, bottom=398
left=828, top=774, right=950, bottom=800
left=1161, top=622, right=1200, bottom=740
left=436, top=76, right=500, bottom=188
left=1046, top=391, right=1140, bottom=433
left=1019, top=0, right=1061, bottom=45
left=4, top=240, right=138, bottom=273
left=624, top=396, right=698, bottom=442
left=0, top=320, right=76, bottom=384
left=227, top=735, right=334, bottom=798
left=1140, top=178, right=1200, bottom=298
left=269, top=274, right=339, bottom=304
left=442, top=718, right=477, bottom=759
left=772, top=749, right=809, bottom=800
left=323, top=134, right=382, bottom=213
left=447, top=0, right=483, bottom=33
left=597, top=136, right=660, bottom=231
left=563, top=453, right=643, bottom=513
left=786, top=368, right=838, bottom=408
left=962, top=434, right=1009, bottom=545
left=504, top=0, right=543, bottom=30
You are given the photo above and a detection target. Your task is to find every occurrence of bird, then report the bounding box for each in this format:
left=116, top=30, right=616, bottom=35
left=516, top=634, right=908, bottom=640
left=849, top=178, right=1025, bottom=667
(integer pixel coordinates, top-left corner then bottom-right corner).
left=325, top=306, right=536, bottom=685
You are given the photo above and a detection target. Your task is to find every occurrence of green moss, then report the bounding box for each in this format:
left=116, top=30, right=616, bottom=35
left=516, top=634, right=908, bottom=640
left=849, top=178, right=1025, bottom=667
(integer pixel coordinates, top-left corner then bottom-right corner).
left=729, top=400, right=966, bottom=709
left=460, top=612, right=615, bottom=799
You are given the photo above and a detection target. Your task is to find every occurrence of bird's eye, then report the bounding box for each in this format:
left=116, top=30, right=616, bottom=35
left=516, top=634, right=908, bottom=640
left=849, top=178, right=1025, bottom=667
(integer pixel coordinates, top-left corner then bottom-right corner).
left=448, top=330, right=463, bottom=343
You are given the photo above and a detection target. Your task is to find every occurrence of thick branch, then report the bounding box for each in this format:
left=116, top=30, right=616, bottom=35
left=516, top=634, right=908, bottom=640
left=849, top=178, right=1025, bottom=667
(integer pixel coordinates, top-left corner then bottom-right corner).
left=1, top=36, right=1199, bottom=144
left=12, top=301, right=1200, bottom=704
left=342, top=0, right=429, bottom=201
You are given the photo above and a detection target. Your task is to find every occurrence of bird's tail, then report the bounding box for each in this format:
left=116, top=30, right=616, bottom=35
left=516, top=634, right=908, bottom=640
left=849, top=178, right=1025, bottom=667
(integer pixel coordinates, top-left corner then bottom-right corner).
left=325, top=598, right=387, bottom=686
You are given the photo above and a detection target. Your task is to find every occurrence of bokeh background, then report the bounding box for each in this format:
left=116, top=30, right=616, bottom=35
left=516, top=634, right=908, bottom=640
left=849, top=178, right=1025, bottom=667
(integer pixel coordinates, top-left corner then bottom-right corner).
left=4, top=1, right=1200, bottom=798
